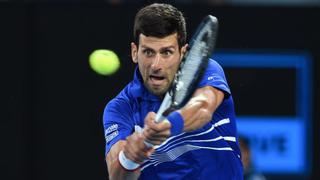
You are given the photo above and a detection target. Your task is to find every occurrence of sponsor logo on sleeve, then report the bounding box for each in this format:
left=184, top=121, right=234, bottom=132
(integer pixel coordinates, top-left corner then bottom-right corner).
left=105, top=124, right=119, bottom=143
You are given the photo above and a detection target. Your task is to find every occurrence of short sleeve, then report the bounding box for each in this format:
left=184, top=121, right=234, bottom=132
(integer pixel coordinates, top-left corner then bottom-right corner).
left=103, top=98, right=134, bottom=155
left=198, top=59, right=231, bottom=97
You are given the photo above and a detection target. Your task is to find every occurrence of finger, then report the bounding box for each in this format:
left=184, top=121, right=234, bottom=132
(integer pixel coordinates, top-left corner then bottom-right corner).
left=145, top=139, right=165, bottom=145
left=123, top=136, right=139, bottom=162
left=144, top=130, right=170, bottom=146
left=159, top=119, right=172, bottom=129
left=128, top=148, right=148, bottom=163
left=143, top=123, right=171, bottom=142
left=145, top=129, right=171, bottom=139
left=144, top=112, right=156, bottom=124
left=145, top=137, right=167, bottom=144
left=146, top=148, right=155, bottom=157
left=146, top=120, right=171, bottom=134
left=124, top=133, right=149, bottom=163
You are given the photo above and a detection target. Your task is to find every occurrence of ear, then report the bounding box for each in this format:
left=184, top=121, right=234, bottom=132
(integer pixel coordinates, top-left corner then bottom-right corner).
left=180, top=43, right=188, bottom=59
left=131, top=42, right=138, bottom=64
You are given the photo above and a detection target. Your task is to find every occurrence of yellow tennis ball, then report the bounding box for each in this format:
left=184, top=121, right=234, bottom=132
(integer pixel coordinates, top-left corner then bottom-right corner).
left=89, top=49, right=120, bottom=75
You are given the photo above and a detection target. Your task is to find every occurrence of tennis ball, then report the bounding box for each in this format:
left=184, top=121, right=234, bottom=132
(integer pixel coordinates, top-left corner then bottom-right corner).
left=89, top=49, right=120, bottom=75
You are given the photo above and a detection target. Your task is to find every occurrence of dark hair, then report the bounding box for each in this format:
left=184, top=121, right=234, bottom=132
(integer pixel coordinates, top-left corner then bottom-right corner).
left=239, top=136, right=250, bottom=150
left=133, top=3, right=187, bottom=48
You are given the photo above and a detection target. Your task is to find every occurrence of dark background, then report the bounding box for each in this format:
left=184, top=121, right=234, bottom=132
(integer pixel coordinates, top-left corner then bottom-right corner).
left=1, top=1, right=319, bottom=180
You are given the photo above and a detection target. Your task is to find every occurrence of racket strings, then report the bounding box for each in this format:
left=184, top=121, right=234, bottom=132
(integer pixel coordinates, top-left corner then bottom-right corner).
left=163, top=15, right=218, bottom=112
left=172, top=36, right=209, bottom=106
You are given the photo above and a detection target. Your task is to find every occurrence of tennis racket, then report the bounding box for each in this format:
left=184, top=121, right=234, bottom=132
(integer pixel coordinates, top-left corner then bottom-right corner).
left=155, top=15, right=219, bottom=123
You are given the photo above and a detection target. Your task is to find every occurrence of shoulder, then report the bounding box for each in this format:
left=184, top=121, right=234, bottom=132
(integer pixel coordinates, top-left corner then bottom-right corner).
left=206, top=58, right=226, bottom=75
left=104, top=83, right=136, bottom=115
left=199, top=58, right=230, bottom=95
left=102, top=84, right=138, bottom=132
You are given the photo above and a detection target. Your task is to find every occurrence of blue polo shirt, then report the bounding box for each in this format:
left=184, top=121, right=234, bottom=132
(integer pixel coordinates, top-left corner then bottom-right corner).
left=103, top=59, right=243, bottom=179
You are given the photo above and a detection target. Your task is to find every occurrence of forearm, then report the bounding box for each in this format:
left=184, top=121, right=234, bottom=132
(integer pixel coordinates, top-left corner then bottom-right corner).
left=179, top=94, right=212, bottom=132
left=178, top=86, right=224, bottom=132
left=106, top=128, right=160, bottom=180
left=107, top=159, right=140, bottom=180
left=106, top=141, right=140, bottom=180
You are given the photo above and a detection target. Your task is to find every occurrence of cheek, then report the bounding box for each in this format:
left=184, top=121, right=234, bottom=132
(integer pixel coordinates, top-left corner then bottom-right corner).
left=138, top=58, right=150, bottom=76
left=169, top=56, right=181, bottom=70
left=138, top=62, right=146, bottom=74
left=166, top=58, right=181, bottom=77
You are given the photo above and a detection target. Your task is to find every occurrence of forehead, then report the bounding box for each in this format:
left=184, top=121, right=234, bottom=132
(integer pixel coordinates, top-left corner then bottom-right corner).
left=138, top=33, right=179, bottom=49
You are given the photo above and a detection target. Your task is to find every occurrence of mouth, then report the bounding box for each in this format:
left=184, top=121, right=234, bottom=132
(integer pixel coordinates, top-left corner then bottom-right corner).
left=149, top=75, right=166, bottom=86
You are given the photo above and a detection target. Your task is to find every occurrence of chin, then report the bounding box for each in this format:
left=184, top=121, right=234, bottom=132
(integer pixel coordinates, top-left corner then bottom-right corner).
left=150, top=89, right=166, bottom=96
left=146, top=85, right=168, bottom=96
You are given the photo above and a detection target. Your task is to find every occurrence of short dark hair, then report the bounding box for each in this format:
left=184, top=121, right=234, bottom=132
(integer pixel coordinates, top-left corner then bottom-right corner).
left=133, top=3, right=187, bottom=48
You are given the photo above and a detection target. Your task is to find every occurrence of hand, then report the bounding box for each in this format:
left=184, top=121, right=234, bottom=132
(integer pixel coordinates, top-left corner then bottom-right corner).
left=122, top=112, right=171, bottom=164
left=143, top=112, right=171, bottom=145
left=123, top=132, right=154, bottom=164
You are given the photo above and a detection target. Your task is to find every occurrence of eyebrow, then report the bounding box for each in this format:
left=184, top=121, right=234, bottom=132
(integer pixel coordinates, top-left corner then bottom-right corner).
left=140, top=45, right=176, bottom=51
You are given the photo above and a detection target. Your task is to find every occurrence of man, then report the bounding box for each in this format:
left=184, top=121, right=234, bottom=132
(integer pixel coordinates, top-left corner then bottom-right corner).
left=239, top=136, right=266, bottom=180
left=103, top=3, right=243, bottom=179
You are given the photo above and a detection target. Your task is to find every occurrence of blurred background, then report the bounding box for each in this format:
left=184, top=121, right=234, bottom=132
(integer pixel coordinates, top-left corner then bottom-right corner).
left=1, top=0, right=319, bottom=179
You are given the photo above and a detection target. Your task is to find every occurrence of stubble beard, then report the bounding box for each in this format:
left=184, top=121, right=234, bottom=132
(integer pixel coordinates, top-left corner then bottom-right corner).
left=144, top=80, right=170, bottom=97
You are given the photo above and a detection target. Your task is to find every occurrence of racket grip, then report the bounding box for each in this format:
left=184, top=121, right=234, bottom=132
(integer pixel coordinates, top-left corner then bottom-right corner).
left=166, top=111, right=184, bottom=136
left=144, top=141, right=154, bottom=148
left=118, top=150, right=140, bottom=171
left=143, top=111, right=184, bottom=147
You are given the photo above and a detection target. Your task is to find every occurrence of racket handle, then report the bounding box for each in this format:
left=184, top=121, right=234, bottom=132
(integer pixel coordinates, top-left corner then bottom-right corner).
left=145, top=92, right=175, bottom=147
left=155, top=93, right=172, bottom=122
left=144, top=141, right=154, bottom=148
left=135, top=125, right=154, bottom=148
left=143, top=111, right=184, bottom=148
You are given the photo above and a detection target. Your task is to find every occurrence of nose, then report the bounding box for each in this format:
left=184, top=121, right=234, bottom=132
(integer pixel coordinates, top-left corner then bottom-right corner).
left=151, top=54, right=162, bottom=71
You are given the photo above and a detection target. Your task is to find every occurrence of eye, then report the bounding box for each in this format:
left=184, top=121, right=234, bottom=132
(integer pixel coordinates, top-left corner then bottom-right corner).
left=161, top=49, right=174, bottom=57
left=143, top=49, right=155, bottom=57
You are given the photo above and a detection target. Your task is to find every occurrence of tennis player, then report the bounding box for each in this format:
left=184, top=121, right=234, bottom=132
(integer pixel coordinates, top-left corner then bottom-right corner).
left=103, top=3, right=243, bottom=179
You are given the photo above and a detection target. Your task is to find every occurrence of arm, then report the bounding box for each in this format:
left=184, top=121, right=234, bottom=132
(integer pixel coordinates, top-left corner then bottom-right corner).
left=179, top=86, right=224, bottom=132
left=106, top=140, right=140, bottom=179
left=106, top=113, right=171, bottom=180
left=106, top=140, right=140, bottom=180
